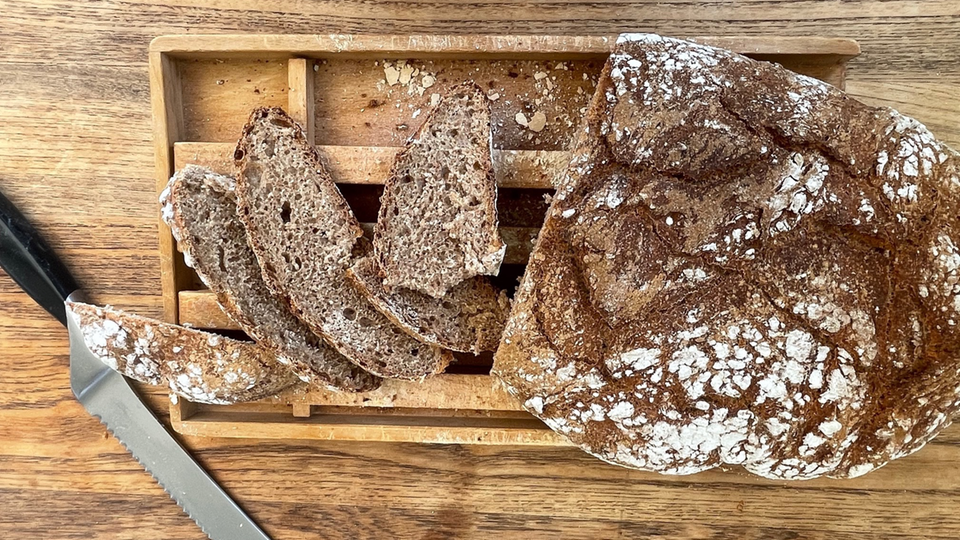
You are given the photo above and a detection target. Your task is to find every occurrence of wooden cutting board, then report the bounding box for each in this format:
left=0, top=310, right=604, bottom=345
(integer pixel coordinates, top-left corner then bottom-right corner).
left=151, top=34, right=860, bottom=444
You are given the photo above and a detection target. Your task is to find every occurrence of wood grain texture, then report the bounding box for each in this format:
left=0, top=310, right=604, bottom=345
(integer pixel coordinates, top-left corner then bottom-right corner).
left=1, top=1, right=959, bottom=538
left=287, top=58, right=316, bottom=141
left=174, top=141, right=571, bottom=188
left=150, top=34, right=861, bottom=56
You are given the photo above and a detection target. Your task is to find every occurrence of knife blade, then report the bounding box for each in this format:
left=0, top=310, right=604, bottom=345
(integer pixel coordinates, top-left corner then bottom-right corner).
left=0, top=187, right=271, bottom=540
left=67, top=293, right=271, bottom=540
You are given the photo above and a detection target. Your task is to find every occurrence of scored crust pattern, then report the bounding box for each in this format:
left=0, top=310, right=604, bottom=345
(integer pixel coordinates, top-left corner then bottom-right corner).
left=493, top=34, right=960, bottom=479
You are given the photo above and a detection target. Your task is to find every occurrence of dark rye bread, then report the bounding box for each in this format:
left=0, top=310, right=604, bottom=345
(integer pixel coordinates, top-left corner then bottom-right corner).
left=493, top=34, right=960, bottom=479
left=347, top=256, right=510, bottom=354
left=373, top=83, right=505, bottom=298
left=67, top=302, right=296, bottom=404
left=234, top=107, right=451, bottom=380
left=160, top=165, right=380, bottom=392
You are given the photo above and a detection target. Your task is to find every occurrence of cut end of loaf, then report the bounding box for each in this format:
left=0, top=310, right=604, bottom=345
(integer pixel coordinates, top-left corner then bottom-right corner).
left=67, top=301, right=297, bottom=404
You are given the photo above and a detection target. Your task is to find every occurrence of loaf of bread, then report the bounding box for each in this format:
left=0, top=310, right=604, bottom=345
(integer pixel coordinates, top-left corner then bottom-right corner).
left=493, top=34, right=960, bottom=479
left=160, top=165, right=380, bottom=392
left=373, top=83, right=505, bottom=298
left=233, top=107, right=451, bottom=380
left=67, top=301, right=297, bottom=404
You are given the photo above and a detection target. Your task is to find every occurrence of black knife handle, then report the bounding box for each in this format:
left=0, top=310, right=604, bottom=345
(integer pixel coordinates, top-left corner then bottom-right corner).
left=0, top=188, right=80, bottom=327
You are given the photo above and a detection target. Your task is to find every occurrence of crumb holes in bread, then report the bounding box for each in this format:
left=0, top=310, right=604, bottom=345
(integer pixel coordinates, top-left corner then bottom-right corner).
left=342, top=307, right=357, bottom=321
left=358, top=316, right=375, bottom=327
left=280, top=201, right=292, bottom=223
left=268, top=116, right=293, bottom=129
left=217, top=247, right=227, bottom=273
left=262, top=138, right=276, bottom=158
left=261, top=261, right=276, bottom=280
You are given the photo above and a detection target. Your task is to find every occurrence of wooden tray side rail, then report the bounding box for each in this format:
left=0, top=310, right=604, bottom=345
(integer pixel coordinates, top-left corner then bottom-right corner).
left=149, top=34, right=860, bottom=443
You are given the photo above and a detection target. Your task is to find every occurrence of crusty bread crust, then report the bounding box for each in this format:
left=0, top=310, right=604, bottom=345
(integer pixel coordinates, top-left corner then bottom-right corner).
left=160, top=165, right=380, bottom=392
left=67, top=301, right=296, bottom=404
left=493, top=34, right=960, bottom=479
left=233, top=107, right=452, bottom=380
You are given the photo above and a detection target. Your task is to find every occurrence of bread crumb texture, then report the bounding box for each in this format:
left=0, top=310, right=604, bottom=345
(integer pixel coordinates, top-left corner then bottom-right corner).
left=493, top=34, right=960, bottom=479
left=233, top=107, right=450, bottom=380
left=374, top=83, right=504, bottom=298
left=67, top=302, right=296, bottom=404
left=161, top=165, right=380, bottom=392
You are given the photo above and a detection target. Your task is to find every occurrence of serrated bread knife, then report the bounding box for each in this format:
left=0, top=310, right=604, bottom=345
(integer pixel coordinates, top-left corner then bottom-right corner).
left=0, top=188, right=271, bottom=540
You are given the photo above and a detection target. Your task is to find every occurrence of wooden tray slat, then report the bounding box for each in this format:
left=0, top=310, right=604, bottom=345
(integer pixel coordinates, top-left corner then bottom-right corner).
left=150, top=34, right=861, bottom=58
left=277, top=374, right=522, bottom=410
left=153, top=34, right=860, bottom=444
left=173, top=410, right=568, bottom=445
left=174, top=141, right=568, bottom=189
left=287, top=58, right=316, bottom=141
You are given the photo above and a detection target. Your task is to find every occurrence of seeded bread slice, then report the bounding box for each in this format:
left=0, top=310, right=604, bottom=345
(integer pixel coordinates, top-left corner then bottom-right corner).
left=347, top=256, right=510, bottom=354
left=234, top=107, right=451, bottom=380
left=373, top=83, right=505, bottom=298
left=67, top=301, right=297, bottom=404
left=160, top=164, right=380, bottom=392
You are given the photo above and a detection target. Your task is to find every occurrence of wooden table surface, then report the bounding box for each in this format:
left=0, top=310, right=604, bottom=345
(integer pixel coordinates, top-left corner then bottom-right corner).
left=2, top=1, right=959, bottom=538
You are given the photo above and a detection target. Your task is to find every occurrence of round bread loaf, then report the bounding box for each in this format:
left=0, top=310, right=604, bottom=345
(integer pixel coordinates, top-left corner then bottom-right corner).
left=493, top=34, right=960, bottom=479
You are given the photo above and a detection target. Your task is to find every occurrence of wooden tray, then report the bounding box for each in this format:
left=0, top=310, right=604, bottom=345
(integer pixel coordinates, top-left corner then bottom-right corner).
left=150, top=34, right=860, bottom=444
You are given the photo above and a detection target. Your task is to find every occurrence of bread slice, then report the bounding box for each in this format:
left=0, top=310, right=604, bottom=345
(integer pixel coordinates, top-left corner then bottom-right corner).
left=67, top=301, right=297, bottom=404
left=233, top=107, right=451, bottom=380
left=160, top=164, right=380, bottom=392
left=347, top=256, right=509, bottom=354
left=373, top=83, right=505, bottom=298
left=493, top=34, right=960, bottom=480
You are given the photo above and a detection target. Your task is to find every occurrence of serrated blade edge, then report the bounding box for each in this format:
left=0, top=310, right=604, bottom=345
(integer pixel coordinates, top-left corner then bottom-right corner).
left=67, top=310, right=270, bottom=540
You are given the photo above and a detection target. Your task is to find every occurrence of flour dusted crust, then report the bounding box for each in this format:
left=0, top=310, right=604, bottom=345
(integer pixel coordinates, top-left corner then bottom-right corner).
left=493, top=34, right=960, bottom=479
left=67, top=302, right=297, bottom=404
left=160, top=165, right=380, bottom=392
